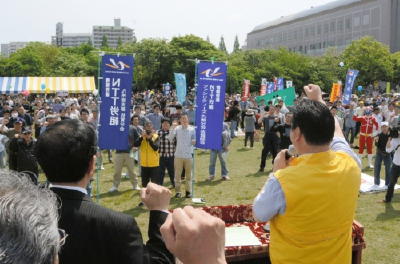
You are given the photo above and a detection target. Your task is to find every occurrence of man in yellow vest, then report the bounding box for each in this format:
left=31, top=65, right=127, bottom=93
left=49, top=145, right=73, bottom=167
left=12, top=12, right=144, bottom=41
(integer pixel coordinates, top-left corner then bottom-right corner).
left=134, top=121, right=161, bottom=188
left=253, top=84, right=361, bottom=264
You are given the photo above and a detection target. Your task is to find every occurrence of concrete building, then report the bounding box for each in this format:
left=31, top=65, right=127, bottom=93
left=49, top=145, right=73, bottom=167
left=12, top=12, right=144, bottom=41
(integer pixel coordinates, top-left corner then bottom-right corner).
left=92, top=19, right=135, bottom=48
left=1, top=42, right=29, bottom=57
left=51, top=23, right=92, bottom=47
left=246, top=0, right=400, bottom=55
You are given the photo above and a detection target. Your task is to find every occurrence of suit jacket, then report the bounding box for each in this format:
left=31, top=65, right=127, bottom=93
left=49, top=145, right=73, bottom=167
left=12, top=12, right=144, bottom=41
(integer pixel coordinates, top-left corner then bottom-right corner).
left=51, top=187, right=174, bottom=264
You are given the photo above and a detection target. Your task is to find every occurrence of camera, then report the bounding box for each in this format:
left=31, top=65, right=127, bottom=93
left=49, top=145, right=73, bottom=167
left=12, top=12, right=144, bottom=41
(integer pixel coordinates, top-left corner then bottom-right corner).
left=146, top=130, right=152, bottom=135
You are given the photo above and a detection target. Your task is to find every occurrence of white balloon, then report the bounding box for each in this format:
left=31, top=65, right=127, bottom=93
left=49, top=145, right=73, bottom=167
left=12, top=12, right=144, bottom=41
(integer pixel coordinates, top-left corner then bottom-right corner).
left=92, top=89, right=99, bottom=96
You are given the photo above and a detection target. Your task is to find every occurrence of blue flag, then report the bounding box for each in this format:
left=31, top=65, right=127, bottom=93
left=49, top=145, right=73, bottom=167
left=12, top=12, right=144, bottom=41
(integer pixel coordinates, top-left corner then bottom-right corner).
left=277, top=77, right=284, bottom=90
left=99, top=54, right=134, bottom=150
left=342, top=69, right=359, bottom=105
left=195, top=61, right=227, bottom=150
left=267, top=82, right=274, bottom=94
left=174, top=73, right=187, bottom=104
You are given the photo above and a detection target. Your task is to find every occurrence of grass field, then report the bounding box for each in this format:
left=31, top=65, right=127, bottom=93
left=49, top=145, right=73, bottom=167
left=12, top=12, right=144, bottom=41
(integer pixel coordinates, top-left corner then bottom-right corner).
left=93, top=137, right=400, bottom=264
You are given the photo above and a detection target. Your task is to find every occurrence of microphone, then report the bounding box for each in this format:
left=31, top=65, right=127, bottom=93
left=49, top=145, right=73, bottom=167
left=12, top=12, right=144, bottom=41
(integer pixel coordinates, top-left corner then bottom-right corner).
left=285, top=145, right=297, bottom=160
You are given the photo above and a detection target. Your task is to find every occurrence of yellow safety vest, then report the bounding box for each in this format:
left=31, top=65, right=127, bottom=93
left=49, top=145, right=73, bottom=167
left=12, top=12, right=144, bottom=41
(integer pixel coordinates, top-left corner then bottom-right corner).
left=139, top=134, right=160, bottom=167
left=270, top=150, right=360, bottom=264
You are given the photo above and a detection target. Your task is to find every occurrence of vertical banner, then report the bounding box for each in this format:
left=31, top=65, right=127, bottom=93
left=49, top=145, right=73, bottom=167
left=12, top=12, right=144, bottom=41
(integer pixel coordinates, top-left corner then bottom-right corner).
left=195, top=61, right=227, bottom=150
left=273, top=77, right=278, bottom=91
left=241, top=79, right=250, bottom=101
left=99, top=54, right=134, bottom=150
left=260, top=78, right=267, bottom=96
left=277, top=77, right=284, bottom=90
left=386, top=82, right=391, bottom=94
left=342, top=69, right=359, bottom=105
left=174, top=73, right=187, bottom=104
left=163, top=83, right=171, bottom=95
left=267, top=82, right=274, bottom=94
left=286, top=80, right=293, bottom=88
left=329, top=83, right=342, bottom=103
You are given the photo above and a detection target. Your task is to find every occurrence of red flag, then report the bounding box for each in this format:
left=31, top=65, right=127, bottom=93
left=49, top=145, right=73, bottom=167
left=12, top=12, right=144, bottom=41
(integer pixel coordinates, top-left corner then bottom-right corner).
left=242, top=80, right=250, bottom=101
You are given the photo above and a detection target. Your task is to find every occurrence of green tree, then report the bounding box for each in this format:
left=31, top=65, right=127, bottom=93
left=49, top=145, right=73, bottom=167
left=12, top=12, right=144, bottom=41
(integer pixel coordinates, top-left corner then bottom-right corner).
left=218, top=36, right=227, bottom=53
left=233, top=35, right=240, bottom=53
left=49, top=52, right=91, bottom=76
left=0, top=44, right=47, bottom=76
left=117, top=37, right=123, bottom=49
left=101, top=35, right=109, bottom=48
left=170, top=35, right=225, bottom=87
left=342, top=37, right=394, bottom=86
left=132, top=38, right=175, bottom=90
left=392, top=52, right=400, bottom=86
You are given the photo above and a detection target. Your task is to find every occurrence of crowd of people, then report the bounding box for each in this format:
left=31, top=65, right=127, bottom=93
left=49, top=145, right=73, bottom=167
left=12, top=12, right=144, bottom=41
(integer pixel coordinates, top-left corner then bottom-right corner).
left=1, top=84, right=400, bottom=264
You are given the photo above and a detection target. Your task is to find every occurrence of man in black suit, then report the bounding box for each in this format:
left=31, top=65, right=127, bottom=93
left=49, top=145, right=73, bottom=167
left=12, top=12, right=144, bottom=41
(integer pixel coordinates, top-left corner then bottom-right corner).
left=35, top=119, right=174, bottom=264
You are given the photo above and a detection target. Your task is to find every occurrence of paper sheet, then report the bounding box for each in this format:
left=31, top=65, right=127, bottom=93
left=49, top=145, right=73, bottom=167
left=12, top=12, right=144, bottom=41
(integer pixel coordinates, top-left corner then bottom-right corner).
left=225, top=226, right=262, bottom=247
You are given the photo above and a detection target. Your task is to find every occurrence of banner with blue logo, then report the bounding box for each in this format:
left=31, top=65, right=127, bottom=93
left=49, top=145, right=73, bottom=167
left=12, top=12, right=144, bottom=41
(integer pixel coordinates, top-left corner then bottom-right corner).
left=342, top=69, right=359, bottom=105
left=163, top=82, right=171, bottom=95
left=99, top=54, right=134, bottom=150
left=267, top=82, right=274, bottom=94
left=277, top=78, right=284, bottom=90
left=195, top=61, right=227, bottom=150
left=174, top=73, right=187, bottom=104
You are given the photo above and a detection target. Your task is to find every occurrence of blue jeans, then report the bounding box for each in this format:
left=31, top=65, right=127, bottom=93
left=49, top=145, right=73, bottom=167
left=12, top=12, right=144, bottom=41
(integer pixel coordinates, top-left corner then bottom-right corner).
left=209, top=150, right=229, bottom=177
left=374, top=150, right=392, bottom=185
left=230, top=121, right=237, bottom=138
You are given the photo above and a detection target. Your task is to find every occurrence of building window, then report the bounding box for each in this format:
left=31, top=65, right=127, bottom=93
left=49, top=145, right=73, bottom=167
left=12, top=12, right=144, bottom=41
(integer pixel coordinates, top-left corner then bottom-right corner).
left=371, top=7, right=380, bottom=27
left=310, top=25, right=315, bottom=37
left=363, top=14, right=370, bottom=26
left=337, top=19, right=344, bottom=32
left=345, top=17, right=352, bottom=31
left=324, top=23, right=329, bottom=34
left=330, top=21, right=336, bottom=33
left=353, top=16, right=361, bottom=27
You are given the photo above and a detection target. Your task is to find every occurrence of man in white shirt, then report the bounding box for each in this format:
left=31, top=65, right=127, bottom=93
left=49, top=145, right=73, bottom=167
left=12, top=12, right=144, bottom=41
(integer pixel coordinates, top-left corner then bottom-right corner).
left=383, top=132, right=400, bottom=203
left=168, top=114, right=196, bottom=198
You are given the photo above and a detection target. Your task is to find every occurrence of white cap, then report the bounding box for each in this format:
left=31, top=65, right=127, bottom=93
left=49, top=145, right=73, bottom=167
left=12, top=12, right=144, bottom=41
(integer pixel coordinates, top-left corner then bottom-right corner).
left=381, top=121, right=389, bottom=127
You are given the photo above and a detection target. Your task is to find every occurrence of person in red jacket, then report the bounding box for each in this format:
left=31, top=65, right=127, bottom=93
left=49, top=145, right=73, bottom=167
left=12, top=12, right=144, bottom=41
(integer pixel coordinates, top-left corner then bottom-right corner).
left=353, top=108, right=379, bottom=168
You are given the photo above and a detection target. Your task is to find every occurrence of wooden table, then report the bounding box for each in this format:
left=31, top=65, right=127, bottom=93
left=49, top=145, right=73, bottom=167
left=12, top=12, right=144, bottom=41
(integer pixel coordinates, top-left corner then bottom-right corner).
left=201, top=205, right=366, bottom=264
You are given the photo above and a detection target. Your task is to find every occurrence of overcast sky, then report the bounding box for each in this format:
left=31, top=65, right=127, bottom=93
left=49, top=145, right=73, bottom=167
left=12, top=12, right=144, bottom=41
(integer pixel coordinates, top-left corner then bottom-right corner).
left=2, top=0, right=334, bottom=51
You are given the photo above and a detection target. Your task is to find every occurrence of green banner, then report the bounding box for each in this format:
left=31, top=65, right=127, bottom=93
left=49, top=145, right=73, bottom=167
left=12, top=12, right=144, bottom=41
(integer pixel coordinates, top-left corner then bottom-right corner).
left=256, top=87, right=296, bottom=106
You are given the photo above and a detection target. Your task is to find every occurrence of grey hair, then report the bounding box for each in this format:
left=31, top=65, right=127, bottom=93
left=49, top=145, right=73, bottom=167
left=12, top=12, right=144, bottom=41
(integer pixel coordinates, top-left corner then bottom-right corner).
left=0, top=170, right=60, bottom=264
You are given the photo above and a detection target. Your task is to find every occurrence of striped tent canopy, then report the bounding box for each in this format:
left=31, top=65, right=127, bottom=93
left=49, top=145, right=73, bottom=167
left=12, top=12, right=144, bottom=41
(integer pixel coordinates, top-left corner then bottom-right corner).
left=0, top=77, right=28, bottom=94
left=27, top=77, right=96, bottom=93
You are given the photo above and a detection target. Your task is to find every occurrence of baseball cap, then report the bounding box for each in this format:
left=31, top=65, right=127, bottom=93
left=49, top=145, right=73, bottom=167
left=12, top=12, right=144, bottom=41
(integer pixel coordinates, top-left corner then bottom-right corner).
left=22, top=128, right=32, bottom=134
left=14, top=117, right=25, bottom=124
left=381, top=122, right=389, bottom=127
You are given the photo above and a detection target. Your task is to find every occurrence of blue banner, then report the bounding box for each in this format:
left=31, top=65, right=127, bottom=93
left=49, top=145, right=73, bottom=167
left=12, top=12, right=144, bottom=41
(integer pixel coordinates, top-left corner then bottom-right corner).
left=163, top=82, right=171, bottom=95
left=195, top=61, right=227, bottom=150
left=267, top=82, right=274, bottom=94
left=174, top=73, right=187, bottom=104
left=342, top=69, right=359, bottom=105
left=99, top=54, right=134, bottom=150
left=277, top=77, right=284, bottom=90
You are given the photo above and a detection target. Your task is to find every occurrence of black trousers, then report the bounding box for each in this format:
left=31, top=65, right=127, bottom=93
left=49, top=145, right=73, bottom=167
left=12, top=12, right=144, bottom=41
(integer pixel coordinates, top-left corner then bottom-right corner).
left=240, top=111, right=246, bottom=129
left=260, top=134, right=280, bottom=170
left=385, top=164, right=400, bottom=202
left=245, top=132, right=255, bottom=147
left=141, top=166, right=160, bottom=187
left=159, top=156, right=175, bottom=187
